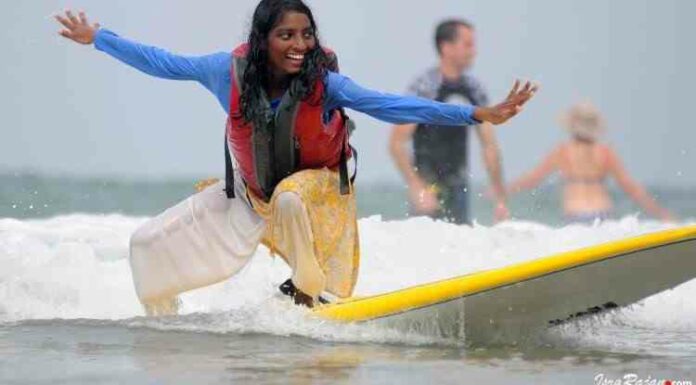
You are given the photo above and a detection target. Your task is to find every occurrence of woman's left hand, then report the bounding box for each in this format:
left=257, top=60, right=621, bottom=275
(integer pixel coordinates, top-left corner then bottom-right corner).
left=474, top=80, right=539, bottom=125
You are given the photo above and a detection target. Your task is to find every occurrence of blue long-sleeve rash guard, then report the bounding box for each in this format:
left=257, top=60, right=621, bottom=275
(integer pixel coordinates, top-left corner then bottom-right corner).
left=94, top=29, right=480, bottom=125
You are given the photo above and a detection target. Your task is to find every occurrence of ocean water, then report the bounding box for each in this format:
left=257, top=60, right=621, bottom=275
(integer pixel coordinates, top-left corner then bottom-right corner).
left=3, top=172, right=696, bottom=223
left=1, top=173, right=695, bottom=384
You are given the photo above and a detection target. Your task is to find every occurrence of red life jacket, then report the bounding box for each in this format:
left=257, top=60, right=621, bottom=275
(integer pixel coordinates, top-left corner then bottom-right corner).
left=224, top=44, right=353, bottom=202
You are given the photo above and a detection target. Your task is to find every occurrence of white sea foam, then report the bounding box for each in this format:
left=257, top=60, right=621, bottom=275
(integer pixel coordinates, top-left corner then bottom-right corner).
left=1, top=214, right=694, bottom=346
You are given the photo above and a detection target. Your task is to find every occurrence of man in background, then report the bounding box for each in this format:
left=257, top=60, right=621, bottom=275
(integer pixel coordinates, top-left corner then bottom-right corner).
left=390, top=19, right=508, bottom=224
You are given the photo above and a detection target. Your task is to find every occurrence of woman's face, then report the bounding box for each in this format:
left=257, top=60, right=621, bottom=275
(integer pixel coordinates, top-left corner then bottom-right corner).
left=267, top=11, right=316, bottom=77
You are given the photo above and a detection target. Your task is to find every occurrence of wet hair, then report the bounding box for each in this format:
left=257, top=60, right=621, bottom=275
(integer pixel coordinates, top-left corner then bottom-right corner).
left=434, top=19, right=474, bottom=55
left=239, top=0, right=331, bottom=126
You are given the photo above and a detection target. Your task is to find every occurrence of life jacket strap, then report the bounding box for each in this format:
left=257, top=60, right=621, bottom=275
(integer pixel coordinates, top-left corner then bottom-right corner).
left=339, top=109, right=358, bottom=195
left=224, top=134, right=235, bottom=199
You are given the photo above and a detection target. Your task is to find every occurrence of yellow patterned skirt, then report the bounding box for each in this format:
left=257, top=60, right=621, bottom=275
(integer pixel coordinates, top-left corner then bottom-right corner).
left=248, top=168, right=360, bottom=298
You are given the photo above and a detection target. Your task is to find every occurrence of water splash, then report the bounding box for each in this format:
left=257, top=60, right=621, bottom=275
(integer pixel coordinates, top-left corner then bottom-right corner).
left=1, top=214, right=694, bottom=347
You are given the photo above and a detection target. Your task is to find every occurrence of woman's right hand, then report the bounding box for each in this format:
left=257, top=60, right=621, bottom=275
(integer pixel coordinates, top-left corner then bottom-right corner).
left=55, top=10, right=100, bottom=45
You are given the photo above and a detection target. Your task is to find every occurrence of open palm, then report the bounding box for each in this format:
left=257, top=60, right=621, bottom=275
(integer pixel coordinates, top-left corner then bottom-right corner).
left=55, top=10, right=100, bottom=45
left=475, top=80, right=539, bottom=125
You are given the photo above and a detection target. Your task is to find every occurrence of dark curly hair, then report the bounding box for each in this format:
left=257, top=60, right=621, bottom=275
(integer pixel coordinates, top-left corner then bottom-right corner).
left=239, top=0, right=331, bottom=127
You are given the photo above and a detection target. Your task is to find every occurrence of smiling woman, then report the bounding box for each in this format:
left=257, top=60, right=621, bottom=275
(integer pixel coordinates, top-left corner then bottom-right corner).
left=267, top=13, right=316, bottom=75
left=54, top=0, right=537, bottom=313
left=239, top=0, right=332, bottom=130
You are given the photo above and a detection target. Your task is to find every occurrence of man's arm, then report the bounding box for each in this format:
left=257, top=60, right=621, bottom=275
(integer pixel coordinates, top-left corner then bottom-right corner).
left=389, top=123, right=439, bottom=214
left=389, top=124, right=419, bottom=184
left=476, top=123, right=507, bottom=216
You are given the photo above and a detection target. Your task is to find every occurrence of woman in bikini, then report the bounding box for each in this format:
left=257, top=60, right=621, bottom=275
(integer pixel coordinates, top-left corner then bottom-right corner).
left=507, top=102, right=673, bottom=223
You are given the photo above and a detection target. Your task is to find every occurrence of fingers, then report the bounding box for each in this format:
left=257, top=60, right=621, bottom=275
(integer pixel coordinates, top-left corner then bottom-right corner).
left=506, top=79, right=521, bottom=99
left=507, top=80, right=540, bottom=107
left=523, top=80, right=533, bottom=92
left=517, top=82, right=540, bottom=106
left=513, top=81, right=532, bottom=100
left=79, top=11, right=89, bottom=25
left=491, top=79, right=539, bottom=124
left=55, top=14, right=74, bottom=30
left=519, top=81, right=532, bottom=96
left=54, top=9, right=99, bottom=43
left=65, top=10, right=80, bottom=25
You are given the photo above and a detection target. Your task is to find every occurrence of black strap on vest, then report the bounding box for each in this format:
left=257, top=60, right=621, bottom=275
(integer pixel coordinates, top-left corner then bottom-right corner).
left=272, top=93, right=301, bottom=186
left=339, top=146, right=350, bottom=195
left=326, top=50, right=358, bottom=195
left=338, top=110, right=357, bottom=195
left=224, top=135, right=235, bottom=198
left=338, top=144, right=358, bottom=195
left=224, top=56, right=248, bottom=200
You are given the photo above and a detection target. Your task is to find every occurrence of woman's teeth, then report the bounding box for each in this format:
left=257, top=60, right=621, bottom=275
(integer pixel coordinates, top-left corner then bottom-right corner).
left=287, top=53, right=304, bottom=61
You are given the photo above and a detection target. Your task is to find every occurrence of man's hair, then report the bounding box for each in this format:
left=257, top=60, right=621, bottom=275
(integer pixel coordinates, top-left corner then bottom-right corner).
left=434, top=19, right=474, bottom=55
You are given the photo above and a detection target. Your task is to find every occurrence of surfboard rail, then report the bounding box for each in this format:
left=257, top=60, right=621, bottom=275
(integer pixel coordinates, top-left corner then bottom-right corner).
left=313, top=225, right=696, bottom=322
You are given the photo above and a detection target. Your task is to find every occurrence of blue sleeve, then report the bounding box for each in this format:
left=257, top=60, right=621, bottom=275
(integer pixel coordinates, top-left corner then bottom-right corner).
left=94, top=29, right=231, bottom=98
left=324, top=72, right=479, bottom=126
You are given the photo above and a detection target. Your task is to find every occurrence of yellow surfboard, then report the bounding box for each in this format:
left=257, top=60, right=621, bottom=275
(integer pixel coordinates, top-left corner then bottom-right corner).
left=313, top=225, right=696, bottom=344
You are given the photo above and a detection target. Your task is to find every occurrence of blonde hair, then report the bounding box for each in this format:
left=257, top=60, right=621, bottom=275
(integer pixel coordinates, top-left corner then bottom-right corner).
left=559, top=101, right=606, bottom=141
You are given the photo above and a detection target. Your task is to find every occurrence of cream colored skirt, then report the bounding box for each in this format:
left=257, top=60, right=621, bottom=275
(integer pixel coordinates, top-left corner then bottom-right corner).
left=128, top=168, right=359, bottom=315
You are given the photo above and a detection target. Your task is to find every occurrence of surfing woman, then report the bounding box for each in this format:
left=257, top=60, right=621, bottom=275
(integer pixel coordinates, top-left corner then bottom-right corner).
left=54, top=0, right=537, bottom=312
left=506, top=102, right=673, bottom=224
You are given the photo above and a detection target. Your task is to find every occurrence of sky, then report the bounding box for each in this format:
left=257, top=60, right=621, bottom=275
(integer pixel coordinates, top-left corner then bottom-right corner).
left=2, top=0, right=695, bottom=186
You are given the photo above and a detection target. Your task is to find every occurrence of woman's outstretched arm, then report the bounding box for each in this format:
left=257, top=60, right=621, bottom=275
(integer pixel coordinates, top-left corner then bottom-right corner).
left=325, top=72, right=537, bottom=126
left=507, top=148, right=559, bottom=194
left=55, top=10, right=228, bottom=89
left=606, top=148, right=674, bottom=221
